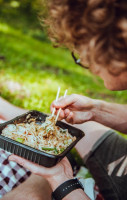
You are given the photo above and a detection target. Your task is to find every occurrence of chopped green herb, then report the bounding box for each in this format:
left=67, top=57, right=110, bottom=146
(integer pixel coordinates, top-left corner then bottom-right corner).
left=42, top=147, right=55, bottom=151
left=60, top=148, right=65, bottom=153
left=54, top=147, right=58, bottom=154
left=16, top=138, right=25, bottom=143
left=46, top=128, right=51, bottom=133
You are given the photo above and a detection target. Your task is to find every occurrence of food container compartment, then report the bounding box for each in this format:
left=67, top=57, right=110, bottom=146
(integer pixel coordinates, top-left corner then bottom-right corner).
left=0, top=110, right=85, bottom=167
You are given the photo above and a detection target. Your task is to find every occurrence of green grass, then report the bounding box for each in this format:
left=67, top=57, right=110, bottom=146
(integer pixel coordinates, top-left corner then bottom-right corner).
left=0, top=21, right=127, bottom=115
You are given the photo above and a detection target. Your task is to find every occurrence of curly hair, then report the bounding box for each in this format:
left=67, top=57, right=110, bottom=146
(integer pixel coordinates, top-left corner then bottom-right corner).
left=43, top=0, right=127, bottom=75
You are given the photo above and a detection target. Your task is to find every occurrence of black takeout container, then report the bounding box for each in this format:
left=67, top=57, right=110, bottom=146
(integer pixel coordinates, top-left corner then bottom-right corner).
left=0, top=110, right=85, bottom=167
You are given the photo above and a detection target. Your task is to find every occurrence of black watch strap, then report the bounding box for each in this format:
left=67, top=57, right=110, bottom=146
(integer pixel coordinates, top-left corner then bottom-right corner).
left=52, top=178, right=84, bottom=200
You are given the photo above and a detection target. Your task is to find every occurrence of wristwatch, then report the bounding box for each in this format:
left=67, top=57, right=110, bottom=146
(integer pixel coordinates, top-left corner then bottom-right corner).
left=52, top=178, right=84, bottom=200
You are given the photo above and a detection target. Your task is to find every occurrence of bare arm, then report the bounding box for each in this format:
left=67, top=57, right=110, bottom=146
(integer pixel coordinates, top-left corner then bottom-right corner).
left=0, top=97, right=27, bottom=120
left=93, top=100, right=127, bottom=134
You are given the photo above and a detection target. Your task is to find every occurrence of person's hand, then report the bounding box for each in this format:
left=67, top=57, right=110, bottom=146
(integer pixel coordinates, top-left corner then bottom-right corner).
left=51, top=94, right=97, bottom=124
left=9, top=155, right=73, bottom=191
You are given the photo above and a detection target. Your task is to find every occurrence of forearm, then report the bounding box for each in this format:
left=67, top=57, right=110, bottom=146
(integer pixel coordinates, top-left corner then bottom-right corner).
left=93, top=100, right=127, bottom=133
left=48, top=175, right=90, bottom=200
left=0, top=97, right=27, bottom=120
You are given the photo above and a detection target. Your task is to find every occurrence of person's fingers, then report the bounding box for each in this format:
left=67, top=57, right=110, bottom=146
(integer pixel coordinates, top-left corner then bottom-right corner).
left=51, top=96, right=65, bottom=111
left=9, top=155, right=48, bottom=176
left=52, top=94, right=77, bottom=109
left=50, top=108, right=70, bottom=121
left=64, top=109, right=70, bottom=118
left=50, top=99, right=63, bottom=114
left=65, top=111, right=93, bottom=124
left=57, top=109, right=65, bottom=120
left=65, top=112, right=74, bottom=124
left=58, top=108, right=71, bottom=120
left=9, top=155, right=72, bottom=179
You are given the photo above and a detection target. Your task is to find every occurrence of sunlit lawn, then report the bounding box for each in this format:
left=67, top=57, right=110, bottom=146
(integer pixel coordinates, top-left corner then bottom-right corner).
left=0, top=22, right=127, bottom=108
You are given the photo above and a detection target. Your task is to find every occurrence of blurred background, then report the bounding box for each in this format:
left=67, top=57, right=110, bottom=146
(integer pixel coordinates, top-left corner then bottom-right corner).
left=0, top=0, right=126, bottom=115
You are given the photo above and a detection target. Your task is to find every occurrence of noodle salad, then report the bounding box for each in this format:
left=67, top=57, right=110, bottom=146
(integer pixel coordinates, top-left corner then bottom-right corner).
left=1, top=116, right=76, bottom=155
